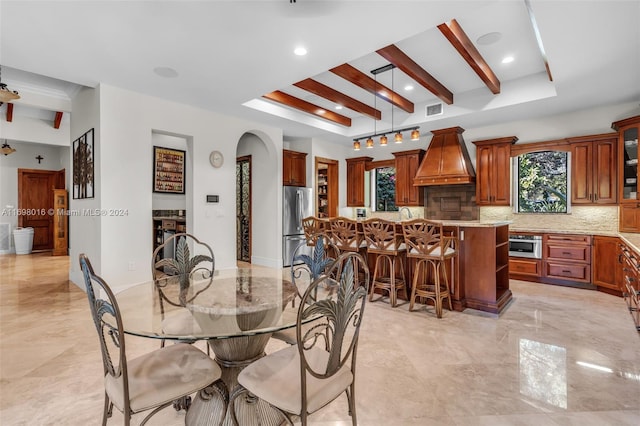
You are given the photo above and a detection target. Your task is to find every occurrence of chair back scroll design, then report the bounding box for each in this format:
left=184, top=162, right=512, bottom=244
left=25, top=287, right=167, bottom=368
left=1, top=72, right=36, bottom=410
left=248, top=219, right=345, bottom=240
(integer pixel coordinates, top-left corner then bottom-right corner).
left=151, top=233, right=215, bottom=308
left=361, top=218, right=403, bottom=253
left=402, top=219, right=456, bottom=259
left=79, top=254, right=132, bottom=421
left=329, top=217, right=364, bottom=252
left=291, top=235, right=340, bottom=302
left=296, top=252, right=369, bottom=418
left=302, top=216, right=330, bottom=246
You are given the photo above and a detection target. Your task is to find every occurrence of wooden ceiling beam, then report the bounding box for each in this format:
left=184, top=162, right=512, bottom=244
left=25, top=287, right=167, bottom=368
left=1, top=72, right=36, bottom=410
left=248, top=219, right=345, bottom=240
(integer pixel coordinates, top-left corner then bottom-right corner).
left=330, top=63, right=414, bottom=113
left=294, top=78, right=382, bottom=120
left=263, top=91, right=352, bottom=127
left=438, top=19, right=501, bottom=94
left=6, top=103, right=13, bottom=122
left=54, top=111, right=63, bottom=129
left=377, top=44, right=454, bottom=105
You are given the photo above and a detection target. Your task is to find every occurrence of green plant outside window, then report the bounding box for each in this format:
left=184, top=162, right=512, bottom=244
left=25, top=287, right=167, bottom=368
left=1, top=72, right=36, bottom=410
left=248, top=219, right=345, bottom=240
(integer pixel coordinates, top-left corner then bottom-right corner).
left=375, top=167, right=398, bottom=212
left=516, top=151, right=568, bottom=213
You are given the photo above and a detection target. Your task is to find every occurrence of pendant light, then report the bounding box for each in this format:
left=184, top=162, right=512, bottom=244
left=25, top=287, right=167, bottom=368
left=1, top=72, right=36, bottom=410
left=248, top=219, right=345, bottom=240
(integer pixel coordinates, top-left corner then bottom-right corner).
left=0, top=66, right=20, bottom=106
left=353, top=140, right=361, bottom=151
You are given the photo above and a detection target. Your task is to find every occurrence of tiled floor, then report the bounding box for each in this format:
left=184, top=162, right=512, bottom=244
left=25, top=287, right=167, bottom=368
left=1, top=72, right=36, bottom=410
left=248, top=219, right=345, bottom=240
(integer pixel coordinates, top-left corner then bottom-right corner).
left=1, top=252, right=639, bottom=425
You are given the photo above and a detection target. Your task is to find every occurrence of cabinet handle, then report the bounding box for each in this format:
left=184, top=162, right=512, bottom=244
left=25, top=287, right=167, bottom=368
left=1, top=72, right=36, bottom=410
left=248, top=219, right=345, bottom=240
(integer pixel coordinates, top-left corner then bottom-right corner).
left=562, top=251, right=571, bottom=255
left=562, top=270, right=571, bottom=273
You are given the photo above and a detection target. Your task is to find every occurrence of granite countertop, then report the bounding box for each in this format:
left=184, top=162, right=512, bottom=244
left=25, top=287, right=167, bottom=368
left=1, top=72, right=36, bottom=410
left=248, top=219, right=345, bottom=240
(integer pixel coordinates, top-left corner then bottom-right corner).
left=356, top=218, right=511, bottom=227
left=509, top=227, right=619, bottom=237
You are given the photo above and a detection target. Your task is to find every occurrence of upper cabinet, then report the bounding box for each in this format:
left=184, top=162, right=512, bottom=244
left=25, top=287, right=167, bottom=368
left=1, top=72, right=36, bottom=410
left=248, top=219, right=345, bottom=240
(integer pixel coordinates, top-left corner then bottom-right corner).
left=473, top=137, right=517, bottom=206
left=567, top=133, right=618, bottom=205
left=393, top=149, right=425, bottom=206
left=346, top=156, right=372, bottom=207
left=613, top=115, right=640, bottom=232
left=568, top=133, right=618, bottom=205
left=283, top=149, right=307, bottom=187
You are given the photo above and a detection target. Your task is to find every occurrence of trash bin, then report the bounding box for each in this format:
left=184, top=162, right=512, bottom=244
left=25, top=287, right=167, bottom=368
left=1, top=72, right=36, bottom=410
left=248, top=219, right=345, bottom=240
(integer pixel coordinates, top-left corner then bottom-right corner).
left=13, top=227, right=34, bottom=255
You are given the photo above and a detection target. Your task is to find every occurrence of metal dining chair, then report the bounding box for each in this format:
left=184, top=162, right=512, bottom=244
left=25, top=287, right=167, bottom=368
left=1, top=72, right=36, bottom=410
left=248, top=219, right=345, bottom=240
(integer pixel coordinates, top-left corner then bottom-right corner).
left=272, top=235, right=340, bottom=346
left=151, top=233, right=214, bottom=353
left=231, top=251, right=370, bottom=425
left=79, top=254, right=222, bottom=425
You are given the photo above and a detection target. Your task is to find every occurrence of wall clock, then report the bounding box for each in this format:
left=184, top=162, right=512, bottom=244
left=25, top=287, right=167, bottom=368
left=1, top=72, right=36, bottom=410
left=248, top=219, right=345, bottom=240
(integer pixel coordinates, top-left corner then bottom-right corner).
left=209, top=150, right=224, bottom=168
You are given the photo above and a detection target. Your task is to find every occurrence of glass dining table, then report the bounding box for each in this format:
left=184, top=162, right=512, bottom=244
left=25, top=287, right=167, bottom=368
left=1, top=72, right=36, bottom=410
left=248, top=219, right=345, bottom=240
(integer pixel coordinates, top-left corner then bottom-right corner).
left=111, top=267, right=315, bottom=426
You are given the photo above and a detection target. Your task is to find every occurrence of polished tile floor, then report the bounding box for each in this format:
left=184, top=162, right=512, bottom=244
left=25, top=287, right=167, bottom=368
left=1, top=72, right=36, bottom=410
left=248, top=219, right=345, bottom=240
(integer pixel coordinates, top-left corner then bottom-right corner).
left=1, top=252, right=639, bottom=425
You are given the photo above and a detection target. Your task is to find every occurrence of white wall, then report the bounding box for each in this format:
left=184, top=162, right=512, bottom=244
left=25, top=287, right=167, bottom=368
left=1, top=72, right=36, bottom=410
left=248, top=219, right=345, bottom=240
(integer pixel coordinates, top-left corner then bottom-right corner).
left=70, top=84, right=282, bottom=291
left=0, top=141, right=69, bottom=251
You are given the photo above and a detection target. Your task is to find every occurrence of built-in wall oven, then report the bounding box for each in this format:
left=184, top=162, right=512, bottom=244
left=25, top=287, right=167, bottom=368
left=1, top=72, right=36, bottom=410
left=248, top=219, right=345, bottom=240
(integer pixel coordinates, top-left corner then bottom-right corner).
left=508, top=234, right=543, bottom=259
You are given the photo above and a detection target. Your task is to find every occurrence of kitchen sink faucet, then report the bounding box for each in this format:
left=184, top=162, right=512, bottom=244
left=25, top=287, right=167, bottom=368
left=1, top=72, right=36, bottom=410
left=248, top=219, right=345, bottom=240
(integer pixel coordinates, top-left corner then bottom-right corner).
left=399, top=207, right=413, bottom=220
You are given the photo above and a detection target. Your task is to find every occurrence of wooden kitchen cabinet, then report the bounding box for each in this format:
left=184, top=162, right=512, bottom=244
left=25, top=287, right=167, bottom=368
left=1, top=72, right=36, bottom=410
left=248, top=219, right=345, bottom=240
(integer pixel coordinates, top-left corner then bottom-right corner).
left=346, top=156, right=372, bottom=207
left=592, top=236, right=622, bottom=295
left=52, top=189, right=68, bottom=256
left=543, top=233, right=591, bottom=284
left=613, top=115, right=640, bottom=232
left=568, top=133, right=617, bottom=205
left=619, top=241, right=640, bottom=331
left=473, top=137, right=517, bottom=206
left=283, top=149, right=307, bottom=187
left=393, top=149, right=425, bottom=206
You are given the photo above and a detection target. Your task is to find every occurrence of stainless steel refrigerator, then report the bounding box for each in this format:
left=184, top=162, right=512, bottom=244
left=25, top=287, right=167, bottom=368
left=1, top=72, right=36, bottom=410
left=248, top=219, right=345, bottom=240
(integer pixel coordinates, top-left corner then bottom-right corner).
left=283, top=186, right=313, bottom=267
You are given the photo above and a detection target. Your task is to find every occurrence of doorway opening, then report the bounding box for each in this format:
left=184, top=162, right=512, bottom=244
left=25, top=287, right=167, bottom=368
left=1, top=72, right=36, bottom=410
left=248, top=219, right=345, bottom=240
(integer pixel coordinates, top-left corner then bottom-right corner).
left=236, top=155, right=251, bottom=263
left=315, top=157, right=338, bottom=218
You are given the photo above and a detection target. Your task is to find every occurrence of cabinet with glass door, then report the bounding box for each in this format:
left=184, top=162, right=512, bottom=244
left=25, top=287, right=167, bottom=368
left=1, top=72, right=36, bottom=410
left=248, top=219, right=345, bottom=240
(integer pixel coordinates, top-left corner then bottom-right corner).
left=613, top=115, right=640, bottom=232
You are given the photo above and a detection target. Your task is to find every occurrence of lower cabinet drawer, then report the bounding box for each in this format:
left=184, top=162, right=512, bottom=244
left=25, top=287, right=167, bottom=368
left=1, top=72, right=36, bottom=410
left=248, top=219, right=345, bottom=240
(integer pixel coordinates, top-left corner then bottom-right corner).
left=545, top=244, right=591, bottom=262
left=509, top=258, right=541, bottom=276
left=544, top=261, right=591, bottom=282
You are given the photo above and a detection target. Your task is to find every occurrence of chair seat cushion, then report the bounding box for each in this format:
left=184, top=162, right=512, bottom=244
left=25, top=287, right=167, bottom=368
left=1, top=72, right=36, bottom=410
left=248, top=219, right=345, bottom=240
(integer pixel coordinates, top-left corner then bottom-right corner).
left=409, top=245, right=455, bottom=257
left=105, top=343, right=221, bottom=413
left=238, top=344, right=353, bottom=415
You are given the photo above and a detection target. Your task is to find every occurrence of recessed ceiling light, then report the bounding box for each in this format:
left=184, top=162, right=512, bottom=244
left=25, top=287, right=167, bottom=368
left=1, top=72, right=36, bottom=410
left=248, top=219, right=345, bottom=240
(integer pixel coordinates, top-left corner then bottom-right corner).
left=153, top=67, right=178, bottom=78
left=294, top=47, right=307, bottom=56
left=404, top=85, right=414, bottom=91
left=477, top=32, right=502, bottom=45
left=502, top=56, right=515, bottom=64
left=335, top=105, right=343, bottom=110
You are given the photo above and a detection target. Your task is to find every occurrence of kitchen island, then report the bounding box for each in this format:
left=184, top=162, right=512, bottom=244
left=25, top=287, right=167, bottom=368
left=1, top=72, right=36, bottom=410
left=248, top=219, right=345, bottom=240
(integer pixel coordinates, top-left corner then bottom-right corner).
left=437, top=220, right=511, bottom=314
left=360, top=218, right=511, bottom=315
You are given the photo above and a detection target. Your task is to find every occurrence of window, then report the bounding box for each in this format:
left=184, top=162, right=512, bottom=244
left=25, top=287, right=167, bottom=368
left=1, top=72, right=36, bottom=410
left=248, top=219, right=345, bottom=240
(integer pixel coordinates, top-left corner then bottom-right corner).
left=371, top=166, right=397, bottom=212
left=513, top=151, right=570, bottom=213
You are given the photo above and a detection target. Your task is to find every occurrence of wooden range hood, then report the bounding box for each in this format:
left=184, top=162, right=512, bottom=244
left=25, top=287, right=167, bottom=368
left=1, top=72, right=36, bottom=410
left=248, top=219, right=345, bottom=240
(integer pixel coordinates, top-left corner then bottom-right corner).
left=413, top=126, right=476, bottom=186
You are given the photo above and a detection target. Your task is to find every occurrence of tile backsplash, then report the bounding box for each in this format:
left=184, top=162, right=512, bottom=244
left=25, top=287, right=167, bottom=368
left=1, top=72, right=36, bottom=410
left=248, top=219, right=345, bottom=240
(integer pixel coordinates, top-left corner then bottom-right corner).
left=481, top=205, right=619, bottom=233
left=424, top=184, right=479, bottom=221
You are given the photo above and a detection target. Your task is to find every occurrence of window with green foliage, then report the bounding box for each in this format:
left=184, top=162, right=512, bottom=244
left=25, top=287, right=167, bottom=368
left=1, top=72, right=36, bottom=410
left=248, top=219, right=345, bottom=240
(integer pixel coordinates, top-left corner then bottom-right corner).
left=373, top=167, right=397, bottom=212
left=514, top=151, right=569, bottom=213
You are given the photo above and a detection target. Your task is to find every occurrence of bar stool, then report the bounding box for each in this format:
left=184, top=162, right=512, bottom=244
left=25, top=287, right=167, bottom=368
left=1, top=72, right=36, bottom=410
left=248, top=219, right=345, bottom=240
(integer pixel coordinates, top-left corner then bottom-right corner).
left=402, top=219, right=457, bottom=318
left=302, top=216, right=330, bottom=246
left=362, top=218, right=406, bottom=307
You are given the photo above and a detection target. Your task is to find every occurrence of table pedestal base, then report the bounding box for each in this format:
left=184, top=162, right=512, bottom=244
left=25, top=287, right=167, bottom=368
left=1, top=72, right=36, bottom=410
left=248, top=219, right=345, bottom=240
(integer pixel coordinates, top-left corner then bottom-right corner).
left=186, top=334, right=288, bottom=426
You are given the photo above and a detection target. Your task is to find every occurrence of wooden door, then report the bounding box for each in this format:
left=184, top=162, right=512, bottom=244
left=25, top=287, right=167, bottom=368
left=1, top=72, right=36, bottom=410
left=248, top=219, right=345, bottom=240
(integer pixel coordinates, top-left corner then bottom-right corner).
left=18, top=169, right=65, bottom=251
left=346, top=157, right=370, bottom=207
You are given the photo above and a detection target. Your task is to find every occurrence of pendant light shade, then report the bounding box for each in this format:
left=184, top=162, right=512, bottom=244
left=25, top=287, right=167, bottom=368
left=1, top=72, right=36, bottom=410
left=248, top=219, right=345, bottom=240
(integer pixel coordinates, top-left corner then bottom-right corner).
left=1, top=141, right=16, bottom=156
left=0, top=66, right=20, bottom=105
left=411, top=128, right=420, bottom=141
left=394, top=132, right=403, bottom=143
left=353, top=140, right=361, bottom=151
left=366, top=137, right=374, bottom=148
left=380, top=135, right=388, bottom=146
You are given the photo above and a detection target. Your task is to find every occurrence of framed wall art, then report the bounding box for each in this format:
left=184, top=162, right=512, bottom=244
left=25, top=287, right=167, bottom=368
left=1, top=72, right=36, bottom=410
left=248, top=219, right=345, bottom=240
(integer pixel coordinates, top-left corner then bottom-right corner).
left=72, top=128, right=94, bottom=199
left=153, top=146, right=185, bottom=194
